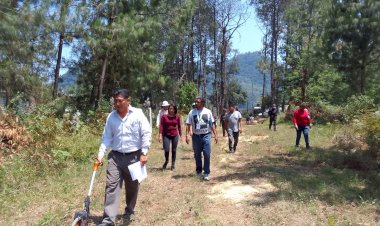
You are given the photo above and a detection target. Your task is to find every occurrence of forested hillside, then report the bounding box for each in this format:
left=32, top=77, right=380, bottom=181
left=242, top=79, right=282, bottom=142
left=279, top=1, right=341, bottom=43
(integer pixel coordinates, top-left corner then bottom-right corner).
left=234, top=51, right=270, bottom=109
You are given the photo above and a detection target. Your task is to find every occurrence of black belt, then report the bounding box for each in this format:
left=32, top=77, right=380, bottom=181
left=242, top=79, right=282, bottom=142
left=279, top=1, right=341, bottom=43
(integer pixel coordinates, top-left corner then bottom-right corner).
left=112, top=149, right=141, bottom=155
left=193, top=133, right=210, bottom=136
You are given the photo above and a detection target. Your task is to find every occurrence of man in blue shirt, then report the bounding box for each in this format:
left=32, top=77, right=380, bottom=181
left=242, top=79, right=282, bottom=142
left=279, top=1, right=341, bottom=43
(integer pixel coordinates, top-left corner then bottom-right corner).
left=97, top=89, right=152, bottom=225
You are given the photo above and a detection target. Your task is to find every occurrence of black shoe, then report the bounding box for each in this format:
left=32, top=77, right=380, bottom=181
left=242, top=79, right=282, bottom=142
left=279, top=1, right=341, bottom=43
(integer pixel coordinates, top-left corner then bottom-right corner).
left=306, top=144, right=310, bottom=149
left=123, top=212, right=135, bottom=222
left=171, top=165, right=175, bottom=171
left=162, top=162, right=168, bottom=169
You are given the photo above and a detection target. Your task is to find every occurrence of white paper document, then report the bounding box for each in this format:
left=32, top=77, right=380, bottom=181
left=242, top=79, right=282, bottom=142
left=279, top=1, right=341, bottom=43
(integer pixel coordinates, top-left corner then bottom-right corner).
left=128, top=161, right=147, bottom=183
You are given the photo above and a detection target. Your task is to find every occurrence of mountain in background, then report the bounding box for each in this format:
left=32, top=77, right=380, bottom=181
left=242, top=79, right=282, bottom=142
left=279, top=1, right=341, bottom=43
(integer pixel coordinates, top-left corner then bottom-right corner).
left=59, top=71, right=77, bottom=91
left=233, top=51, right=269, bottom=110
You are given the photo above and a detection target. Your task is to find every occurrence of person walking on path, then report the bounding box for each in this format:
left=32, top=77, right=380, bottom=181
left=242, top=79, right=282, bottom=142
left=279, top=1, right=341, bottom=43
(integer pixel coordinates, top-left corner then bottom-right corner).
left=226, top=104, right=243, bottom=153
left=158, top=104, right=183, bottom=170
left=268, top=104, right=278, bottom=131
left=220, top=109, right=228, bottom=137
left=293, top=102, right=312, bottom=149
left=185, top=97, right=218, bottom=181
left=156, top=100, right=169, bottom=128
left=97, top=89, right=152, bottom=225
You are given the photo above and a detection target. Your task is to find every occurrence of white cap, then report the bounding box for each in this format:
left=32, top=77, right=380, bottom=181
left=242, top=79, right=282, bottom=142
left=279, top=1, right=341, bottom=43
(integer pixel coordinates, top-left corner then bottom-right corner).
left=161, top=101, right=169, bottom=107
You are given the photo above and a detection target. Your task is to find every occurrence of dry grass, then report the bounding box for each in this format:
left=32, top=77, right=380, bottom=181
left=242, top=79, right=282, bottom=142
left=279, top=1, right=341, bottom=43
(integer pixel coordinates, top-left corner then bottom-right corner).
left=1, top=115, right=379, bottom=225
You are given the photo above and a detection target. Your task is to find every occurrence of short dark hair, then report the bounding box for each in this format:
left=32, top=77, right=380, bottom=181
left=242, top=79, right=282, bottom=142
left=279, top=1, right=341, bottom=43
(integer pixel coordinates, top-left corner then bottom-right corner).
left=195, top=97, right=205, bottom=104
left=113, top=89, right=130, bottom=99
left=168, top=104, right=178, bottom=114
left=228, top=102, right=236, bottom=107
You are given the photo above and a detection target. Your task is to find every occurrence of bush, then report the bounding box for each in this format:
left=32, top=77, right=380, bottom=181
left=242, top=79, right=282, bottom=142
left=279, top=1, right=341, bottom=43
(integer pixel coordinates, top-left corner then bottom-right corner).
left=342, top=95, right=376, bottom=123
left=308, top=103, right=345, bottom=124
left=362, top=113, right=380, bottom=157
left=0, top=110, right=32, bottom=156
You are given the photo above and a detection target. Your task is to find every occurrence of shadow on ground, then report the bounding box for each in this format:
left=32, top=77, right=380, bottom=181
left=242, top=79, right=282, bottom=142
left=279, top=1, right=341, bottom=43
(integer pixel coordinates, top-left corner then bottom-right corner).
left=213, top=146, right=380, bottom=207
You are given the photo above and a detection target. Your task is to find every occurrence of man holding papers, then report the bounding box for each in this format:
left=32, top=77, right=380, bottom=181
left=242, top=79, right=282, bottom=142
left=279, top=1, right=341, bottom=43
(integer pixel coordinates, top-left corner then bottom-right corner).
left=97, top=89, right=152, bottom=226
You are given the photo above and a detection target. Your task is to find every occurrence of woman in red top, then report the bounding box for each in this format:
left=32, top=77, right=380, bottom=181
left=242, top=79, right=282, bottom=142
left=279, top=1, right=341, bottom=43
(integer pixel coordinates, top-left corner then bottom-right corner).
left=293, top=102, right=312, bottom=149
left=159, top=104, right=183, bottom=170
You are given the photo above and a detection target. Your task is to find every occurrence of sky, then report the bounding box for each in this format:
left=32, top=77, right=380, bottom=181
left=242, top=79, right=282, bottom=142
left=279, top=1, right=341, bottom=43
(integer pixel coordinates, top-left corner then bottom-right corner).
left=231, top=9, right=264, bottom=54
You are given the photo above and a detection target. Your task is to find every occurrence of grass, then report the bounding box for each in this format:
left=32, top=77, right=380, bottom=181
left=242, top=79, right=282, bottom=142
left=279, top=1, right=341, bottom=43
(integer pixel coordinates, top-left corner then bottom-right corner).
left=1, top=114, right=379, bottom=225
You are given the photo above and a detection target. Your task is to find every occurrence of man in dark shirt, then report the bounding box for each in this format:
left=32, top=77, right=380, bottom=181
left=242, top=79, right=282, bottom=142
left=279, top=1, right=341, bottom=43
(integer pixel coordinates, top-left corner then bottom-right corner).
left=268, top=104, right=277, bottom=131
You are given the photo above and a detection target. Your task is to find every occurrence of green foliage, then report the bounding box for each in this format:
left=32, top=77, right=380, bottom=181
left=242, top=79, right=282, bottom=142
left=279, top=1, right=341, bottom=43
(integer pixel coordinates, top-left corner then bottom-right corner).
left=309, top=103, right=345, bottom=125
left=342, top=95, right=376, bottom=122
left=226, top=80, right=247, bottom=106
left=86, top=110, right=109, bottom=136
left=308, top=69, right=350, bottom=105
left=323, top=0, right=380, bottom=94
left=259, top=95, right=272, bottom=110
left=0, top=165, right=5, bottom=191
left=362, top=113, right=380, bottom=155
left=177, top=82, right=198, bottom=114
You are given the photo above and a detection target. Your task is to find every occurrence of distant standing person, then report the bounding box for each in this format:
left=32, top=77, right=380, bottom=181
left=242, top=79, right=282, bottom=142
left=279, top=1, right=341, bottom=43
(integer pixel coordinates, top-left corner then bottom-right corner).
left=293, top=102, right=312, bottom=149
left=159, top=104, right=183, bottom=170
left=185, top=97, right=218, bottom=181
left=156, top=100, right=169, bottom=128
left=226, top=103, right=243, bottom=153
left=268, top=104, right=278, bottom=131
left=220, top=109, right=228, bottom=137
left=97, top=89, right=152, bottom=225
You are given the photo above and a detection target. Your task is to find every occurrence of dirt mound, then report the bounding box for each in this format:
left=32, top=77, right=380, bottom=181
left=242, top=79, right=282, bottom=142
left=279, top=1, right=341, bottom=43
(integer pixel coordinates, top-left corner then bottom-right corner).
left=208, top=180, right=277, bottom=204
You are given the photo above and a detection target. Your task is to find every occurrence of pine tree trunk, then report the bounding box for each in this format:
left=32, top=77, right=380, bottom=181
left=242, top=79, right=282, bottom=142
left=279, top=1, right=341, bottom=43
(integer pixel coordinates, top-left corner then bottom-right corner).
left=95, top=55, right=108, bottom=110
left=53, top=33, right=64, bottom=99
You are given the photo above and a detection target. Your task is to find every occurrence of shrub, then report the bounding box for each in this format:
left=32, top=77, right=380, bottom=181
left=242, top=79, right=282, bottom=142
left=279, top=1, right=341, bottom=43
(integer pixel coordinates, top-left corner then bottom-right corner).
left=342, top=95, right=376, bottom=123
left=308, top=103, right=345, bottom=124
left=362, top=113, right=380, bottom=158
left=0, top=110, right=32, bottom=156
left=177, top=82, right=198, bottom=114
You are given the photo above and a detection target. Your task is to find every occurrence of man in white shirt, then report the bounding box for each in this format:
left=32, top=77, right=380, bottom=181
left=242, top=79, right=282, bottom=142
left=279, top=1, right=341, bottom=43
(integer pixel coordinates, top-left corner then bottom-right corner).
left=156, top=100, right=169, bottom=128
left=226, top=103, right=243, bottom=153
left=97, top=89, right=152, bottom=225
left=185, top=97, right=218, bottom=181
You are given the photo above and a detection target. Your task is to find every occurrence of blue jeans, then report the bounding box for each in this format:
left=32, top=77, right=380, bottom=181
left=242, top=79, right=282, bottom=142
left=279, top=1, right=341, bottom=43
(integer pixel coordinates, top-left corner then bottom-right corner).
left=296, top=126, right=309, bottom=146
left=192, top=133, right=211, bottom=175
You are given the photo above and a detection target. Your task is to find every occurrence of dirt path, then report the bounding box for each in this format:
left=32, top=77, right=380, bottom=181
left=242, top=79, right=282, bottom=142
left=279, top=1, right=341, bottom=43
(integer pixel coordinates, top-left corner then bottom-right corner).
left=68, top=126, right=379, bottom=226
left=81, top=132, right=280, bottom=226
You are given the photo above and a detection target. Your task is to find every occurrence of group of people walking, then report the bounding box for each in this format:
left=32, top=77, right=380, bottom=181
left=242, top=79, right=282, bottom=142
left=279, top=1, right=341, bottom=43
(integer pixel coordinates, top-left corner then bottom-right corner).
left=95, top=88, right=311, bottom=226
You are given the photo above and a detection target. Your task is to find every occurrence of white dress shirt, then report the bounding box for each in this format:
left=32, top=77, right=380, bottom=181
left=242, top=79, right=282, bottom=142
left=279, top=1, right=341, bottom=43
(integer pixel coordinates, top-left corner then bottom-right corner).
left=156, top=109, right=168, bottom=128
left=98, top=106, right=152, bottom=157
